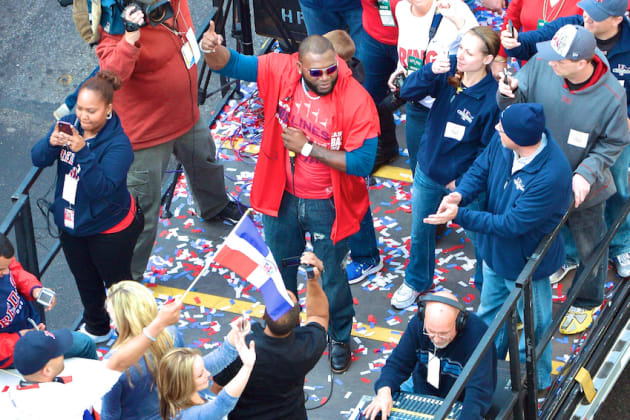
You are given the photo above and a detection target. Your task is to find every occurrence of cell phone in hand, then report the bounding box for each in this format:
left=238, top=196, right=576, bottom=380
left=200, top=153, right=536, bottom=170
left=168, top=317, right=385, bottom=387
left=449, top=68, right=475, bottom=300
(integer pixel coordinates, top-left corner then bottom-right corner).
left=507, top=19, right=515, bottom=38
left=502, top=68, right=511, bottom=85
left=37, top=288, right=56, bottom=307
left=57, top=121, right=73, bottom=135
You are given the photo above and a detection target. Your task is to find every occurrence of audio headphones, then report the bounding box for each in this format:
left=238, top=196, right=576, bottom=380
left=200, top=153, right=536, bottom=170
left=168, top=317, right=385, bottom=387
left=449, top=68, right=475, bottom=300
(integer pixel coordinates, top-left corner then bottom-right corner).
left=417, top=294, right=468, bottom=334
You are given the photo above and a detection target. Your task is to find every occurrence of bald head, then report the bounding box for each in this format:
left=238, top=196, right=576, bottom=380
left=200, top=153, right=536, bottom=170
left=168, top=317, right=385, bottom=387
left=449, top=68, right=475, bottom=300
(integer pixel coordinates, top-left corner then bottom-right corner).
left=423, top=291, right=462, bottom=348
left=298, top=35, right=335, bottom=61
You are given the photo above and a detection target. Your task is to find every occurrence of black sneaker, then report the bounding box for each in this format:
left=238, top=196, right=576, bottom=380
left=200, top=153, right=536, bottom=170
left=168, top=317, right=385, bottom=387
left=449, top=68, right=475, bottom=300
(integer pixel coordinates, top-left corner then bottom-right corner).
left=217, top=201, right=247, bottom=223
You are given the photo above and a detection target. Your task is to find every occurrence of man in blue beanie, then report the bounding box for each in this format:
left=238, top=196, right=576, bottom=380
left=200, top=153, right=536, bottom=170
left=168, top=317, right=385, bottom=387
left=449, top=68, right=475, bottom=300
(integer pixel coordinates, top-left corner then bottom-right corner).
left=424, top=103, right=573, bottom=391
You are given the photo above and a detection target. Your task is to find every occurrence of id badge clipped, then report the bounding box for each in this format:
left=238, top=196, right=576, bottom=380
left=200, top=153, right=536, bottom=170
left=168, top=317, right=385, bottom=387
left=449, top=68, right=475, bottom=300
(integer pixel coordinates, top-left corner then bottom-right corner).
left=378, top=0, right=395, bottom=27
left=427, top=352, right=441, bottom=389
left=181, top=28, right=201, bottom=69
left=408, top=56, right=423, bottom=74
left=62, top=174, right=78, bottom=205
left=537, top=19, right=547, bottom=29
left=64, top=208, right=75, bottom=230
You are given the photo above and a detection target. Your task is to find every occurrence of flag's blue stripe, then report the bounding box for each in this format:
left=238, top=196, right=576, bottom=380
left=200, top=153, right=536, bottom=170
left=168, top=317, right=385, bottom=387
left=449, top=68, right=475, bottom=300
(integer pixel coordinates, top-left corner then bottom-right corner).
left=259, top=280, right=294, bottom=321
left=235, top=217, right=269, bottom=257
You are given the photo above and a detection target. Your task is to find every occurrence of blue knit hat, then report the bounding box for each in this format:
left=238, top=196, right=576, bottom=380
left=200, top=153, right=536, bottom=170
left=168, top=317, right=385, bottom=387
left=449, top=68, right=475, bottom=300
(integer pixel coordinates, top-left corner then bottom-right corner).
left=501, top=103, right=546, bottom=147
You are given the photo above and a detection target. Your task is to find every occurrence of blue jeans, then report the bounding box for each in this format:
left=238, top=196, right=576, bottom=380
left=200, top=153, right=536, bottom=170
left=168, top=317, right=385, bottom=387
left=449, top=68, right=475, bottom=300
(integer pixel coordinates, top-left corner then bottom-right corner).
left=358, top=31, right=399, bottom=104
left=405, top=167, right=483, bottom=292
left=262, top=192, right=354, bottom=342
left=563, top=202, right=608, bottom=309
left=606, top=144, right=630, bottom=257
left=477, top=263, right=552, bottom=390
left=298, top=2, right=365, bottom=51
left=405, top=102, right=430, bottom=176
left=66, top=331, right=98, bottom=359
left=348, top=204, right=380, bottom=266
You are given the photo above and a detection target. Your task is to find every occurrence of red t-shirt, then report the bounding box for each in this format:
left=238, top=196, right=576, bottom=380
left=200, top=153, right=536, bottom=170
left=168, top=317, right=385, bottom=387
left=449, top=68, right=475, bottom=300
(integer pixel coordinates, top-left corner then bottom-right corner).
left=361, top=0, right=400, bottom=45
left=285, top=83, right=336, bottom=198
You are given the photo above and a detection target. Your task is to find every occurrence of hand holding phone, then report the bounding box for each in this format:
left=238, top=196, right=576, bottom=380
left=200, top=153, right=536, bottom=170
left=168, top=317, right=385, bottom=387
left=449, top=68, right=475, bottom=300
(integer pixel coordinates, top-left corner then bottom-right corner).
left=507, top=19, right=515, bottom=38
left=502, top=68, right=511, bottom=85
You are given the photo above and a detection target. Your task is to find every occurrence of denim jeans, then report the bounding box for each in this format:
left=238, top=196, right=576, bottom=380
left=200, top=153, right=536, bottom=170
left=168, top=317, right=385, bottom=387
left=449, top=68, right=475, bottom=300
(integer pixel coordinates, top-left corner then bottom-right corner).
left=405, top=102, right=430, bottom=176
left=358, top=32, right=399, bottom=104
left=477, top=263, right=552, bottom=390
left=405, top=167, right=483, bottom=293
left=66, top=331, right=98, bottom=360
left=606, top=144, right=630, bottom=257
left=563, top=202, right=608, bottom=309
left=298, top=2, right=365, bottom=51
left=262, top=192, right=354, bottom=342
left=348, top=204, right=380, bottom=266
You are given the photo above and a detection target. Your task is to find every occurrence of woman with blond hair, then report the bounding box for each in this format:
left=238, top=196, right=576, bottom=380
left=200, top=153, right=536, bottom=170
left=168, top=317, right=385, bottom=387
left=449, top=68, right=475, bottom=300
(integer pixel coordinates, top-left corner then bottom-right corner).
left=100, top=280, right=184, bottom=419
left=157, top=337, right=255, bottom=419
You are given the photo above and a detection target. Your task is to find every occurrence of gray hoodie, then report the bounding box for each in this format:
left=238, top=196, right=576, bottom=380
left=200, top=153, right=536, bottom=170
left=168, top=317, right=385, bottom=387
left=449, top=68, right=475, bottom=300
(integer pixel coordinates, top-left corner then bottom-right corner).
left=497, top=51, right=629, bottom=207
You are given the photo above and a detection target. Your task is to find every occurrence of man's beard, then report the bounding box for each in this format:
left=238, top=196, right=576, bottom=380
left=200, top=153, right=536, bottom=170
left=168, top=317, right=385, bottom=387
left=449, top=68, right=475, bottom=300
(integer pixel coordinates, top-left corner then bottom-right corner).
left=303, top=75, right=338, bottom=96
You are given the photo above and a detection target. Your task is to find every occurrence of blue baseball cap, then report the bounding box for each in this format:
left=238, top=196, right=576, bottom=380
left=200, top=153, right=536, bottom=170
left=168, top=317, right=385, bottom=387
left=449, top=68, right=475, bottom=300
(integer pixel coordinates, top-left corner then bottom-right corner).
left=501, top=103, right=546, bottom=146
left=13, top=329, right=73, bottom=375
left=537, top=25, right=596, bottom=61
left=578, top=0, right=627, bottom=21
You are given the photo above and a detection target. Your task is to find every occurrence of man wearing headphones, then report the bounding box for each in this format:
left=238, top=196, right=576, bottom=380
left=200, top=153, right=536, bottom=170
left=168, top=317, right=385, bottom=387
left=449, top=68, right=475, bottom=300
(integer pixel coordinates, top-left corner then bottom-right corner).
left=363, top=291, right=497, bottom=420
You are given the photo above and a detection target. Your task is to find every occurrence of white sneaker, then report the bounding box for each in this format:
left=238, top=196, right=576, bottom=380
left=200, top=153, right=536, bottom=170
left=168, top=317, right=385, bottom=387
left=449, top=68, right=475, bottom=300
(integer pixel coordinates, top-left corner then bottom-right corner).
left=614, top=253, right=630, bottom=278
left=549, top=263, right=578, bottom=285
left=391, top=283, right=420, bottom=310
left=79, top=324, right=111, bottom=344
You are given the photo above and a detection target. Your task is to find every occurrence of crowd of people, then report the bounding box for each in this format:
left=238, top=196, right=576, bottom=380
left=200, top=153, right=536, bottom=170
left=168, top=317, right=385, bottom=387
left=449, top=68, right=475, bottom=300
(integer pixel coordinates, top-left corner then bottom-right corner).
left=1, top=0, right=629, bottom=418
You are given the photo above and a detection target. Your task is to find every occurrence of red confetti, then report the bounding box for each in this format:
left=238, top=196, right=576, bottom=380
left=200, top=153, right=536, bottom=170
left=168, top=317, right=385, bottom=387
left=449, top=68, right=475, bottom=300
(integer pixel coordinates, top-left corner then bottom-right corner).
left=360, top=377, right=371, bottom=384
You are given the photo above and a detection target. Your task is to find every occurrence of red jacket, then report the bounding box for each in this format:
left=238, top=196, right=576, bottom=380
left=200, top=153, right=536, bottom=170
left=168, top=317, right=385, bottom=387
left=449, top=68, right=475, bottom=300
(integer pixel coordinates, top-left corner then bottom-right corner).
left=253, top=53, right=379, bottom=243
left=96, top=0, right=199, bottom=151
left=0, top=260, right=42, bottom=369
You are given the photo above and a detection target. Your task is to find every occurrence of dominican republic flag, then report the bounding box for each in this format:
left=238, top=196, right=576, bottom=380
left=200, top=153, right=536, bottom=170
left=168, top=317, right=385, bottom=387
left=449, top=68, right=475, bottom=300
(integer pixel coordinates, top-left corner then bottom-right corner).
left=214, top=215, right=294, bottom=320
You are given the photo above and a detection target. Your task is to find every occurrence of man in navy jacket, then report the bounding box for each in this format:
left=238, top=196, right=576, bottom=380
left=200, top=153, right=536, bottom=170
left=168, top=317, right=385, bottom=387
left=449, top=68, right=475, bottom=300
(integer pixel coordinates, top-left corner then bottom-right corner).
left=425, top=103, right=572, bottom=390
left=500, top=0, right=630, bottom=281
left=363, top=291, right=496, bottom=420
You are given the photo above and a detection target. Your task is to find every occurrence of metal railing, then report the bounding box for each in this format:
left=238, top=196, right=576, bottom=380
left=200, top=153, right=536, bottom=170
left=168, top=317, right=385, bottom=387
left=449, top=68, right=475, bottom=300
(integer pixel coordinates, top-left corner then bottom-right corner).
left=434, top=196, right=630, bottom=419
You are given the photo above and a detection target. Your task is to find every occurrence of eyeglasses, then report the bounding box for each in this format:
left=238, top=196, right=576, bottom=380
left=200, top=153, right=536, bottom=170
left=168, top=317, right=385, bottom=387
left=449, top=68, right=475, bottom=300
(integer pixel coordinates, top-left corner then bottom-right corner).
left=422, top=326, right=452, bottom=340
left=306, top=63, right=338, bottom=78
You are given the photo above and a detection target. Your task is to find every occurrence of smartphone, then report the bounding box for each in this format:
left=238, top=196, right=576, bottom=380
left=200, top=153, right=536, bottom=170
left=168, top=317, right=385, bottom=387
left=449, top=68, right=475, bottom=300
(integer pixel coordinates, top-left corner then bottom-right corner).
left=502, top=68, right=511, bottom=85
left=36, top=288, right=56, bottom=307
left=507, top=19, right=515, bottom=38
left=57, top=121, right=73, bottom=135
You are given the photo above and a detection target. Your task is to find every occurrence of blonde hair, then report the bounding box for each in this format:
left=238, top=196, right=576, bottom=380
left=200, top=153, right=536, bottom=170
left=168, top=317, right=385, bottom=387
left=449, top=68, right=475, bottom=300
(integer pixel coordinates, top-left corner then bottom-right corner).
left=107, top=281, right=175, bottom=387
left=323, top=29, right=356, bottom=62
left=157, top=348, right=200, bottom=420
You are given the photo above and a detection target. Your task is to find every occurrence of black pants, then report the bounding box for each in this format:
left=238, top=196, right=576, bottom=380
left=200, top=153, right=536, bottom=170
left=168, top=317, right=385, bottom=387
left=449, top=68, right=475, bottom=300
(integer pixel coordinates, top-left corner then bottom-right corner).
left=60, top=207, right=144, bottom=335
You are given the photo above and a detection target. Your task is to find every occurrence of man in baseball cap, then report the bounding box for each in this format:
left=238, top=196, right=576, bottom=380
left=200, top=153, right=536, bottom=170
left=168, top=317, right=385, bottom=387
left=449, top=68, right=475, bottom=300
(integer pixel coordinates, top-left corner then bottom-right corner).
left=578, top=0, right=627, bottom=23
left=536, top=25, right=596, bottom=61
left=13, top=329, right=73, bottom=379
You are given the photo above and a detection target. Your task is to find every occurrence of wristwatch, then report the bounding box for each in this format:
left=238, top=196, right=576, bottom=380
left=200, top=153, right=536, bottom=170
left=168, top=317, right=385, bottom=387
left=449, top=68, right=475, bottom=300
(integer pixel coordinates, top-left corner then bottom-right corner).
left=301, top=140, right=314, bottom=157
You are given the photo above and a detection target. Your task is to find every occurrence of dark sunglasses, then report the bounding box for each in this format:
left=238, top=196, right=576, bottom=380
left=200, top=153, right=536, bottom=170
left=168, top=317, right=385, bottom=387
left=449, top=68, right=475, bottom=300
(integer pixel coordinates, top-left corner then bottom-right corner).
left=307, top=63, right=338, bottom=78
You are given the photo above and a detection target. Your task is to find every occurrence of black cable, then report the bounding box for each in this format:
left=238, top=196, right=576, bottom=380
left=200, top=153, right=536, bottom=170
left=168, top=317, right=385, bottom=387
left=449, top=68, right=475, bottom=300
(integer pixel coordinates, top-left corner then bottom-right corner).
left=305, top=339, right=335, bottom=410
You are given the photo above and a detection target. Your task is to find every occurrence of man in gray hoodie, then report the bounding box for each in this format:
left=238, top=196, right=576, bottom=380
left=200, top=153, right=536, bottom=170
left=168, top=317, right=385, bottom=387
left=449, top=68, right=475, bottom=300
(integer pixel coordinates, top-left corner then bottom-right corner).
left=497, top=24, right=629, bottom=335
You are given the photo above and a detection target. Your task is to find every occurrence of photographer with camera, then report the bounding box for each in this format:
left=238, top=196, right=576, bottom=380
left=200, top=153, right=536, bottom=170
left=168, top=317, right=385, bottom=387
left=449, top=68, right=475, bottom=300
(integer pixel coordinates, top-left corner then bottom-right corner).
left=95, top=0, right=245, bottom=282
left=211, top=252, right=329, bottom=420
left=391, top=27, right=500, bottom=309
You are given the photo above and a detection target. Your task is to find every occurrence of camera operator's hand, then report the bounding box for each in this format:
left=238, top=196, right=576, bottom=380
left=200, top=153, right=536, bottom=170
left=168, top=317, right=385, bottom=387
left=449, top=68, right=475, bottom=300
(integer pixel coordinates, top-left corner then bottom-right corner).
left=123, top=5, right=145, bottom=45
left=387, top=66, right=407, bottom=91
left=300, top=252, right=324, bottom=279
left=200, top=21, right=225, bottom=54
left=49, top=125, right=67, bottom=148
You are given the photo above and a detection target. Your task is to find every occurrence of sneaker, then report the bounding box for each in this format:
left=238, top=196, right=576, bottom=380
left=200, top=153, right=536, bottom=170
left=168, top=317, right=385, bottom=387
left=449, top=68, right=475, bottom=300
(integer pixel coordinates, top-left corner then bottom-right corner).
left=559, top=306, right=596, bottom=335
left=391, top=283, right=421, bottom=310
left=549, top=263, right=578, bottom=285
left=614, top=252, right=630, bottom=278
left=216, top=201, right=247, bottom=224
left=347, top=259, right=384, bottom=285
left=53, top=103, right=71, bottom=120
left=79, top=324, right=111, bottom=344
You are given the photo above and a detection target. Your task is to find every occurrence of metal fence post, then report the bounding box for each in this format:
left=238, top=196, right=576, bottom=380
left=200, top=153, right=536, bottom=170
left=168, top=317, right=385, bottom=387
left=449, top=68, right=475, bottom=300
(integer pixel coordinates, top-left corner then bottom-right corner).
left=522, top=276, right=538, bottom=418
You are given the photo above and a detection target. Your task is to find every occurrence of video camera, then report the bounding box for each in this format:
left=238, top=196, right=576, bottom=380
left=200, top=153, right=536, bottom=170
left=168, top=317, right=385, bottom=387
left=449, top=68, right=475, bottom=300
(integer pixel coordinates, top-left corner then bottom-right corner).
left=122, top=0, right=174, bottom=31
left=380, top=73, right=407, bottom=113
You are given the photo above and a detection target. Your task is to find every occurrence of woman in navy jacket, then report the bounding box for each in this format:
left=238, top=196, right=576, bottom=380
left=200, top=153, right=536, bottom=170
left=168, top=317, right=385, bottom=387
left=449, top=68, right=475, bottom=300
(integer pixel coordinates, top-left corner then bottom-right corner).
left=31, top=71, right=143, bottom=343
left=391, top=27, right=501, bottom=309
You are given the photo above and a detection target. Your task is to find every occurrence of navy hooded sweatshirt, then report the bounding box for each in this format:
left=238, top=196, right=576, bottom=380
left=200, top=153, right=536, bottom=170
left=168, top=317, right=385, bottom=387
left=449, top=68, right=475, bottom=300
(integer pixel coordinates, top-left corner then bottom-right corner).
left=455, top=131, right=572, bottom=281
left=31, top=112, right=134, bottom=236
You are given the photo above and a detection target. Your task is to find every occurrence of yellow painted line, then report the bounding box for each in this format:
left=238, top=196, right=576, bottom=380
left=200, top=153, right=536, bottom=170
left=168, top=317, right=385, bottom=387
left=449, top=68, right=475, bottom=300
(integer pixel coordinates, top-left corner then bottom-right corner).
left=372, top=164, right=413, bottom=182
left=150, top=284, right=402, bottom=344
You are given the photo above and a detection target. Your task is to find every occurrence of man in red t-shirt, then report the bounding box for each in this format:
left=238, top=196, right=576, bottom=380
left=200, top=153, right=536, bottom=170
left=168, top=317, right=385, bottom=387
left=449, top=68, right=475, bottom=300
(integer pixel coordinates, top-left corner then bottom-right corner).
left=201, top=26, right=379, bottom=373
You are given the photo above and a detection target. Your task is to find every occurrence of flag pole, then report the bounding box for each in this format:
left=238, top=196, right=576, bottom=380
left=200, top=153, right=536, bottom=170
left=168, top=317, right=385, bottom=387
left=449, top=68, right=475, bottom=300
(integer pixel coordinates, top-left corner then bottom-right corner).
left=180, top=208, right=253, bottom=301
